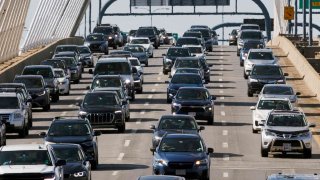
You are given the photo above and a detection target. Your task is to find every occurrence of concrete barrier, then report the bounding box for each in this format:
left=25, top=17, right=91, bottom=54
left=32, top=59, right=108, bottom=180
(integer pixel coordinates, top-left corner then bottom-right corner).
left=268, top=36, right=320, bottom=101
left=0, top=37, right=84, bottom=83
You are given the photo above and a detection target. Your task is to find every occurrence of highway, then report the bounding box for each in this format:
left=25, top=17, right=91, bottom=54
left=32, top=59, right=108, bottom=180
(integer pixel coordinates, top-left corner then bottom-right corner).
left=6, top=45, right=320, bottom=180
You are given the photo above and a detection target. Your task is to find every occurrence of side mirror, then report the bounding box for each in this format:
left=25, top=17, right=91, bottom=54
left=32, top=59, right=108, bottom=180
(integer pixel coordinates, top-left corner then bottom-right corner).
left=211, top=95, right=216, bottom=100
left=284, top=73, right=289, bottom=76
left=122, top=100, right=128, bottom=105
left=309, top=123, right=316, bottom=128
left=39, top=132, right=46, bottom=137
left=258, top=121, right=266, bottom=126
left=169, top=94, right=174, bottom=99
left=56, top=159, right=66, bottom=166
left=199, top=126, right=205, bottom=131
left=150, top=125, right=156, bottom=130
left=250, top=106, right=256, bottom=110
left=150, top=147, right=156, bottom=155
left=162, top=54, right=166, bottom=56
left=207, top=148, right=214, bottom=154
left=26, top=98, right=32, bottom=103
left=66, top=75, right=70, bottom=79
left=88, top=69, right=93, bottom=74
left=296, top=92, right=301, bottom=95
left=86, top=86, right=90, bottom=90
left=164, top=81, right=169, bottom=84
left=93, top=130, right=102, bottom=136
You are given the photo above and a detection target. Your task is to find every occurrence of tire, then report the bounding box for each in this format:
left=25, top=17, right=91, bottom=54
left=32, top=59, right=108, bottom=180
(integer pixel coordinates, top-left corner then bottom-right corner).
left=125, top=115, right=130, bottom=122
left=303, top=148, right=312, bottom=158
left=28, top=117, right=33, bottom=128
left=137, top=87, right=143, bottom=94
left=118, top=123, right=125, bottom=133
left=261, top=146, right=269, bottom=157
left=155, top=45, right=158, bottom=49
left=74, top=79, right=80, bottom=84
left=18, top=125, right=27, bottom=138
left=163, top=70, right=168, bottom=75
left=43, top=103, right=50, bottom=111
left=91, top=159, right=98, bottom=170
left=130, top=91, right=135, bottom=101
left=52, top=93, right=59, bottom=102
left=243, top=71, right=248, bottom=79
left=166, top=97, right=172, bottom=103
left=207, top=116, right=214, bottom=125
left=252, top=128, right=258, bottom=133
left=237, top=49, right=240, bottom=56
left=240, top=61, right=244, bottom=67
left=66, top=85, right=70, bottom=95
left=247, top=89, right=253, bottom=97
left=145, top=62, right=149, bottom=67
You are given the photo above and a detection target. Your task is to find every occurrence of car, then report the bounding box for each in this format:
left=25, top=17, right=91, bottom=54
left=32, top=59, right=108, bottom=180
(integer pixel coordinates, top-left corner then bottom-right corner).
left=52, top=51, right=83, bottom=75
left=136, top=27, right=160, bottom=49
left=50, top=144, right=92, bottom=180
left=121, top=31, right=128, bottom=44
left=250, top=97, right=294, bottom=133
left=87, top=75, right=124, bottom=91
left=182, top=45, right=206, bottom=58
left=109, top=24, right=124, bottom=47
left=41, top=59, right=70, bottom=76
left=93, top=25, right=117, bottom=49
left=244, top=48, right=278, bottom=79
left=79, top=91, right=126, bottom=133
left=129, top=57, right=144, bottom=81
left=0, top=83, right=33, bottom=127
left=14, top=75, right=51, bottom=111
left=129, top=37, right=154, bottom=58
left=171, top=87, right=215, bottom=125
left=182, top=31, right=205, bottom=48
left=239, top=23, right=260, bottom=31
left=150, top=114, right=205, bottom=148
left=260, top=110, right=315, bottom=158
left=170, top=57, right=203, bottom=78
left=228, top=29, right=238, bottom=45
left=259, top=84, right=301, bottom=105
left=210, top=30, right=219, bottom=45
left=189, top=28, right=214, bottom=52
left=22, top=65, right=60, bottom=102
left=0, top=144, right=66, bottom=179
left=89, top=57, right=136, bottom=101
left=150, top=134, right=213, bottom=179
left=164, top=32, right=177, bottom=45
left=137, top=175, right=185, bottom=180
left=239, top=40, right=265, bottom=66
left=127, top=29, right=137, bottom=43
left=247, top=64, right=288, bottom=97
left=162, top=47, right=191, bottom=75
left=84, top=33, right=109, bottom=55
left=132, top=66, right=143, bottom=94
left=41, top=117, right=101, bottom=169
left=237, top=30, right=264, bottom=56
left=54, top=68, right=70, bottom=95
left=267, top=173, right=320, bottom=180
left=166, top=73, right=204, bottom=103
left=176, top=37, right=201, bottom=47
left=124, top=44, right=149, bottom=66
left=54, top=45, right=80, bottom=56
left=54, top=56, right=81, bottom=84
left=175, top=68, right=204, bottom=80
left=78, top=45, right=94, bottom=67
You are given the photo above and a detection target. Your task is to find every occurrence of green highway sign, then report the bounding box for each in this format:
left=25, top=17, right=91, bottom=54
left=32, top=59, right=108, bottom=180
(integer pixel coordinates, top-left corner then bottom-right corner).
left=299, top=0, right=320, bottom=9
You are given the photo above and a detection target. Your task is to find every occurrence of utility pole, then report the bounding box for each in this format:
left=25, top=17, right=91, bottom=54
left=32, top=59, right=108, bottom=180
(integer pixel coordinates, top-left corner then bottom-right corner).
left=303, top=0, right=307, bottom=40
left=309, top=0, right=313, bottom=45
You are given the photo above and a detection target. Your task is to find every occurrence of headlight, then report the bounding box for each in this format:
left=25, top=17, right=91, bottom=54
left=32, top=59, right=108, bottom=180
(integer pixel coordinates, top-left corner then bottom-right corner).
left=108, top=36, right=113, bottom=40
left=37, top=90, right=46, bottom=96
left=265, top=130, right=276, bottom=136
left=249, top=78, right=258, bottom=82
left=70, top=69, right=78, bottom=73
left=13, top=112, right=22, bottom=119
left=206, top=69, right=210, bottom=73
left=165, top=58, right=172, bottom=62
left=298, top=131, right=310, bottom=137
left=79, top=111, right=87, bottom=116
left=155, top=159, right=167, bottom=166
left=125, top=79, right=131, bottom=84
left=115, top=110, right=122, bottom=114
left=154, top=136, right=162, bottom=140
left=203, top=104, right=212, bottom=111
left=195, top=159, right=208, bottom=166
left=84, top=42, right=90, bottom=46
left=277, top=79, right=284, bottom=83
left=73, top=171, right=86, bottom=177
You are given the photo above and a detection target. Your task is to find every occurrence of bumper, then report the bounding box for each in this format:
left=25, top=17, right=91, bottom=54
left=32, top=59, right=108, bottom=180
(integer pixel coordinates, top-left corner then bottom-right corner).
left=262, top=136, right=312, bottom=153
left=32, top=94, right=49, bottom=107
left=134, top=80, right=142, bottom=90
left=6, top=121, right=24, bottom=132
left=153, top=165, right=209, bottom=179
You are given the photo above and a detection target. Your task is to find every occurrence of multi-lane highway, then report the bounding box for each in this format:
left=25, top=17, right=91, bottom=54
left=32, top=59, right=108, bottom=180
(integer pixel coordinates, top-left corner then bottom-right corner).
left=6, top=45, right=320, bottom=180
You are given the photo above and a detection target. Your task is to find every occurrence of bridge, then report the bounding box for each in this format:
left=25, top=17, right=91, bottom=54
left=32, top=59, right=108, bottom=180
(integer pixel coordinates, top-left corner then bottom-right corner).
left=1, top=0, right=320, bottom=179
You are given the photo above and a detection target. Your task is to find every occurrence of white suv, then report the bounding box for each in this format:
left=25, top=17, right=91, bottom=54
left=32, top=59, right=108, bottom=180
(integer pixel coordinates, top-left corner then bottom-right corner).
left=0, top=93, right=29, bottom=137
left=250, top=97, right=293, bottom=133
left=0, top=144, right=65, bottom=179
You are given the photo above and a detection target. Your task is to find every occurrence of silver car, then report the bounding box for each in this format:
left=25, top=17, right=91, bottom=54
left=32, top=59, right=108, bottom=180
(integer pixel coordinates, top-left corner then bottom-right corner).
left=260, top=110, right=315, bottom=158
left=259, top=84, right=301, bottom=105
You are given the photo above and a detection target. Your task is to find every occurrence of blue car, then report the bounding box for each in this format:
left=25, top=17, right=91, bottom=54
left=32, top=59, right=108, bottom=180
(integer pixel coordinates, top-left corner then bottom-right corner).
left=84, top=33, right=109, bottom=55
left=151, top=134, right=213, bottom=179
left=124, top=44, right=149, bottom=66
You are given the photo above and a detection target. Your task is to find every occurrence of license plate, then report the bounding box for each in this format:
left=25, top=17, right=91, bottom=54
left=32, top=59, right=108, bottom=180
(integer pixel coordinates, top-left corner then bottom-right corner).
left=188, top=112, right=196, bottom=116
left=176, top=169, right=186, bottom=175
left=283, top=143, right=292, bottom=151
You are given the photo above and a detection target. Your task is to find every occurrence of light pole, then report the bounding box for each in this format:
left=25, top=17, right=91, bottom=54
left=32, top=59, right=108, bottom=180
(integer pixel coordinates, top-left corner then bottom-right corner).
left=134, top=7, right=169, bottom=26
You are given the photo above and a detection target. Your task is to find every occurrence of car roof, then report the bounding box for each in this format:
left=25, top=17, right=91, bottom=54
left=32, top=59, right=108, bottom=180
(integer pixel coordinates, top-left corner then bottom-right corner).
left=15, top=75, right=43, bottom=79
left=93, top=87, right=122, bottom=91
left=97, top=57, right=128, bottom=63
left=54, top=51, right=76, bottom=55
left=241, top=24, right=260, bottom=27
left=172, top=73, right=201, bottom=77
left=240, top=29, right=262, bottom=33
left=24, top=65, right=52, bottom=69
left=87, top=33, right=104, bottom=36
left=168, top=47, right=189, bottom=50
left=86, top=91, right=118, bottom=95
left=53, top=68, right=64, bottom=72
left=131, top=37, right=149, bottom=40
left=0, top=144, right=47, bottom=151
left=178, top=87, right=208, bottom=90
left=182, top=45, right=203, bottom=48
left=160, top=114, right=194, bottom=119
left=263, top=84, right=293, bottom=88
left=259, top=96, right=290, bottom=101
left=249, top=48, right=272, bottom=53
left=164, top=133, right=200, bottom=139
left=49, top=143, right=82, bottom=149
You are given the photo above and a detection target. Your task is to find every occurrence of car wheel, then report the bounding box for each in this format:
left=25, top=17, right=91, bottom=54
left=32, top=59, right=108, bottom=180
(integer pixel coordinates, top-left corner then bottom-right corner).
left=252, top=128, right=258, bottom=133
left=150, top=53, right=154, bottom=58
left=163, top=70, right=168, bottom=75
left=247, top=90, right=253, bottom=97
left=145, top=62, right=149, bottom=67
left=166, top=96, right=172, bottom=103
left=243, top=71, right=248, bottom=79
left=74, top=79, right=80, bottom=84
left=137, top=86, right=143, bottom=94
left=18, top=124, right=27, bottom=138
left=240, top=61, right=244, bottom=66
left=237, top=49, right=240, bottom=56
left=131, top=91, right=135, bottom=101
left=91, top=159, right=98, bottom=170
left=28, top=117, right=33, bottom=128
left=125, top=115, right=130, bottom=122
left=207, top=116, right=214, bottom=125
left=43, top=103, right=50, bottom=111
left=303, top=148, right=312, bottom=158
left=261, top=146, right=269, bottom=157
left=104, top=50, right=108, bottom=55
left=3, top=135, right=6, bottom=146
left=118, top=123, right=126, bottom=133
left=66, top=85, right=70, bottom=95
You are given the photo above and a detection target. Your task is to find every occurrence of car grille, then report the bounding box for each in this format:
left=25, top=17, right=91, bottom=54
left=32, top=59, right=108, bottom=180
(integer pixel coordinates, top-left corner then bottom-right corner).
left=168, top=162, right=194, bottom=169
left=86, top=113, right=115, bottom=124
left=0, top=173, right=48, bottom=180
left=179, top=106, right=205, bottom=113
left=0, top=114, right=10, bottom=121
left=274, top=132, right=299, bottom=138
left=273, top=140, right=301, bottom=147
left=90, top=44, right=100, bottom=50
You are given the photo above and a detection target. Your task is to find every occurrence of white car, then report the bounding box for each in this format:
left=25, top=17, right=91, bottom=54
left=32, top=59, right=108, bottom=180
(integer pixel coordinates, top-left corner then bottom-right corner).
left=54, top=68, right=70, bottom=95
left=129, top=57, right=144, bottom=83
left=244, top=48, right=278, bottom=79
left=129, top=37, right=154, bottom=58
left=182, top=45, right=206, bottom=58
left=0, top=144, right=65, bottom=179
left=259, top=84, right=301, bottom=105
left=250, top=97, right=293, bottom=133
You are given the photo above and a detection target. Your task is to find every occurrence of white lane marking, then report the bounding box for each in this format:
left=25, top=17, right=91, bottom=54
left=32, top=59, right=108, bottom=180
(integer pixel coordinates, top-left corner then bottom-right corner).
left=220, top=111, right=226, bottom=116
left=31, top=142, right=37, bottom=144
left=223, top=130, right=228, bottom=136
left=140, top=111, right=145, bottom=115
left=220, top=56, right=223, bottom=59
left=222, top=120, right=227, bottom=126
left=219, top=84, right=224, bottom=88
left=144, top=102, right=149, bottom=106
left=220, top=103, right=225, bottom=108
left=157, top=77, right=161, bottom=81
left=151, top=89, right=156, bottom=92
left=82, top=90, right=88, bottom=94
left=68, top=104, right=73, bottom=108
left=219, top=72, right=223, bottom=76
left=220, top=96, right=225, bottom=100
left=223, top=155, right=230, bottom=161
left=112, top=171, right=119, bottom=176
left=148, top=95, right=153, bottom=99
left=60, top=111, right=67, bottom=116
left=124, top=140, right=131, bottom=147
left=220, top=52, right=224, bottom=55
left=219, top=90, right=223, bottom=94
left=219, top=60, right=223, bottom=63
left=136, top=119, right=142, bottom=124
left=76, top=96, right=81, bottom=100
left=282, top=169, right=295, bottom=174
left=223, top=172, right=229, bottom=178
left=222, top=142, right=228, bottom=148
left=219, top=78, right=222, bottom=81
left=155, top=83, right=159, bottom=86
left=220, top=67, right=224, bottom=70
left=117, top=153, right=125, bottom=160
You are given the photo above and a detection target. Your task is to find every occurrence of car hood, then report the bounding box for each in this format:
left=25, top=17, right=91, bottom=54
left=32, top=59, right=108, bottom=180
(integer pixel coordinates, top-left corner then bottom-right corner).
left=169, top=83, right=203, bottom=90
left=81, top=106, right=121, bottom=113
left=261, top=94, right=296, bottom=102
left=132, top=52, right=147, bottom=57
left=174, top=99, right=211, bottom=106
left=251, top=75, right=283, bottom=80
left=0, top=109, right=19, bottom=114
left=45, top=135, right=92, bottom=144
left=0, top=165, right=54, bottom=174
left=159, top=152, right=205, bottom=162
left=85, top=41, right=105, bottom=45
left=247, top=59, right=276, bottom=65
left=132, top=44, right=150, bottom=50
left=63, top=162, right=86, bottom=174
left=267, top=126, right=309, bottom=133
left=155, top=129, right=198, bottom=138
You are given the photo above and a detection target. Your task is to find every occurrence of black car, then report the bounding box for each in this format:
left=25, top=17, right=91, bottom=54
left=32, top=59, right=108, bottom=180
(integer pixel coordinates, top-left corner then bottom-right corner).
left=162, top=47, right=191, bottom=75
left=78, top=45, right=94, bottom=67
left=229, top=29, right=238, bottom=45
left=136, top=27, right=160, bottom=49
left=84, top=33, right=109, bottom=55
left=50, top=144, right=91, bottom=180
left=150, top=114, right=204, bottom=148
left=41, top=117, right=101, bottom=169
left=132, top=66, right=143, bottom=94
left=176, top=37, right=201, bottom=47
left=189, top=28, right=213, bottom=51
left=53, top=51, right=83, bottom=75
left=199, top=58, right=211, bottom=83
left=14, top=75, right=51, bottom=111
left=183, top=31, right=205, bottom=47
left=166, top=73, right=204, bottom=103
left=41, top=59, right=70, bottom=76
left=247, top=64, right=288, bottom=97
left=54, top=56, right=81, bottom=83
left=79, top=91, right=126, bottom=133
left=171, top=87, right=215, bottom=125
left=93, top=25, right=117, bottom=49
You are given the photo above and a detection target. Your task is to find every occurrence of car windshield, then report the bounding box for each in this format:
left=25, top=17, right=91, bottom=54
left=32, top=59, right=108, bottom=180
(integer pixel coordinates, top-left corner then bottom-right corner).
left=52, top=147, right=81, bottom=163
left=231, top=30, right=238, bottom=35
left=91, top=78, right=122, bottom=89
left=55, top=46, right=77, bottom=53
left=86, top=35, right=104, bottom=41
left=177, top=38, right=200, bottom=46
left=0, top=150, right=52, bottom=166
left=54, top=70, right=65, bottom=78
left=48, top=123, right=91, bottom=136
left=110, top=51, right=131, bottom=56
left=263, top=86, right=293, bottom=95
left=175, top=60, right=200, bottom=68
left=93, top=27, right=113, bottom=35
left=171, top=75, right=202, bottom=84
left=130, top=59, right=140, bottom=66
left=167, top=48, right=190, bottom=56
left=129, top=30, right=136, bottom=35
left=243, top=42, right=264, bottom=50
left=176, top=89, right=209, bottom=100
left=78, top=47, right=91, bottom=54
left=136, top=28, right=155, bottom=36
left=240, top=31, right=263, bottom=39
left=187, top=47, right=203, bottom=54
left=83, top=93, right=118, bottom=107
left=14, top=78, right=43, bottom=89
left=257, top=100, right=291, bottom=110
left=124, top=46, right=145, bottom=52
left=131, top=39, right=149, bottom=44
left=183, top=32, right=202, bottom=38
left=251, top=66, right=282, bottom=76
left=248, top=52, right=273, bottom=60
left=0, top=97, right=19, bottom=109
left=267, top=114, right=307, bottom=127
left=55, top=57, right=76, bottom=67
left=41, top=61, right=60, bottom=69
left=190, top=29, right=210, bottom=37
left=159, top=118, right=197, bottom=130
left=94, top=62, right=131, bottom=75
left=242, top=25, right=260, bottom=30
left=176, top=68, right=199, bottom=74
left=159, top=138, right=203, bottom=152
left=23, top=68, right=53, bottom=78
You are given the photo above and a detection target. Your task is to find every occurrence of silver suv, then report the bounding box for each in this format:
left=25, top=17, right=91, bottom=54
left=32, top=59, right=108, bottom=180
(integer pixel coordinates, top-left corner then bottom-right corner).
left=260, top=110, right=315, bottom=158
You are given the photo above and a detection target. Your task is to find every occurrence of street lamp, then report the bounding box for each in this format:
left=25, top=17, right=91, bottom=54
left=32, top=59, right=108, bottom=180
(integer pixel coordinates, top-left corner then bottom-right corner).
left=134, top=7, right=169, bottom=26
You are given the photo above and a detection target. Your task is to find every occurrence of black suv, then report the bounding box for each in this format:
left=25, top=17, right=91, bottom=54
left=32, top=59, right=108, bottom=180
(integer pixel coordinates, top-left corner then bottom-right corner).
left=84, top=33, right=109, bottom=55
left=79, top=91, right=126, bottom=133
left=176, top=37, right=201, bottom=47
left=136, top=27, right=160, bottom=49
left=41, top=117, right=101, bottom=169
left=93, top=25, right=117, bottom=49
left=162, top=47, right=191, bottom=75
left=247, top=64, right=288, bottom=97
left=22, top=65, right=60, bottom=102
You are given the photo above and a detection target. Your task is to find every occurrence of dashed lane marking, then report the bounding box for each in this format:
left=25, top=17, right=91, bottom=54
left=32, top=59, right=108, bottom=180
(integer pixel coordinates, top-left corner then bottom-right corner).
left=219, top=79, right=222, bottom=81
left=151, top=89, right=156, bottom=92
left=222, top=142, right=228, bottom=148
left=136, top=119, right=142, bottom=124
left=76, top=96, right=81, bottom=100
left=223, top=172, right=229, bottom=178
left=60, top=111, right=67, bottom=116
left=155, top=83, right=159, bottom=86
left=157, top=77, right=161, bottom=81
left=223, top=130, right=228, bottom=136
left=219, top=84, right=224, bottom=88
left=222, top=120, right=227, bottom=126
left=68, top=104, right=73, bottom=108
left=148, top=95, right=153, bottom=99
left=219, top=90, right=223, bottom=94
left=220, top=111, right=226, bottom=116
left=144, top=102, right=149, bottom=106
left=112, top=171, right=119, bottom=176
left=223, top=155, right=230, bottom=161
left=124, top=140, right=130, bottom=147
left=220, top=96, right=225, bottom=100
left=117, top=153, right=125, bottom=160
left=140, top=111, right=145, bottom=115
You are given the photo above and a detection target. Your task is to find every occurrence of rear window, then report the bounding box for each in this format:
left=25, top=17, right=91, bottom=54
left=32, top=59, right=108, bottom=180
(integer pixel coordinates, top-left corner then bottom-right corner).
left=171, top=75, right=202, bottom=84
left=136, top=28, right=155, bottom=36
left=251, top=66, right=282, bottom=76
left=86, top=35, right=104, bottom=41
left=14, top=77, right=43, bottom=89
left=240, top=31, right=263, bottom=39
left=263, top=86, right=293, bottom=95
left=93, top=27, right=113, bottom=35
left=55, top=46, right=77, bottom=54
left=23, top=67, right=53, bottom=78
left=248, top=52, right=273, bottom=60
left=177, top=38, right=200, bottom=46
left=95, top=62, right=131, bottom=75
